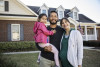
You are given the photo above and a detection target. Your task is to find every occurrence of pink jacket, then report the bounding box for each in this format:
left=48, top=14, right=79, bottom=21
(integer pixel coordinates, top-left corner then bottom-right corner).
left=33, top=22, right=54, bottom=43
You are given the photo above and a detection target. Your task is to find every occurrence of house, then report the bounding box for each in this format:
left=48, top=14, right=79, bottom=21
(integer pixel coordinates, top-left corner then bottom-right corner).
left=0, top=0, right=38, bottom=42
left=0, top=0, right=100, bottom=42
left=28, top=4, right=100, bottom=41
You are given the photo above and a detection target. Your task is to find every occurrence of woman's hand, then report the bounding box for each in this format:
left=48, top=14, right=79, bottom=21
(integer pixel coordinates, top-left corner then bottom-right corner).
left=78, top=65, right=81, bottom=67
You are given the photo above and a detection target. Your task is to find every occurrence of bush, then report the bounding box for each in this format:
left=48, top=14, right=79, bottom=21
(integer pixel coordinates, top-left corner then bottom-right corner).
left=83, top=41, right=100, bottom=47
left=0, top=41, right=38, bottom=52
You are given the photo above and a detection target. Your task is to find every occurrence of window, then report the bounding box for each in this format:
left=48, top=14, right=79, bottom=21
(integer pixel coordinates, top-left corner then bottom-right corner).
left=5, top=1, right=9, bottom=11
left=74, top=12, right=77, bottom=20
left=59, top=11, right=63, bottom=19
left=0, top=0, right=4, bottom=11
left=42, top=10, right=46, bottom=14
left=87, top=29, right=94, bottom=35
left=11, top=24, right=20, bottom=41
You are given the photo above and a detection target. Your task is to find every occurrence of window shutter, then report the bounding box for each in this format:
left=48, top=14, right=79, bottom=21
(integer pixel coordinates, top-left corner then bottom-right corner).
left=8, top=24, right=11, bottom=41
left=20, top=24, right=24, bottom=40
left=5, top=1, right=9, bottom=11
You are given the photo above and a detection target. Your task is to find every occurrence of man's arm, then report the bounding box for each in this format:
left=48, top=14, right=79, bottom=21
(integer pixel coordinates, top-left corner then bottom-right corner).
left=35, top=42, right=52, bottom=52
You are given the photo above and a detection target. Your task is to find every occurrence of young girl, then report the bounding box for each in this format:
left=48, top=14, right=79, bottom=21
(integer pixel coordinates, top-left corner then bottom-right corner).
left=33, top=14, right=60, bottom=67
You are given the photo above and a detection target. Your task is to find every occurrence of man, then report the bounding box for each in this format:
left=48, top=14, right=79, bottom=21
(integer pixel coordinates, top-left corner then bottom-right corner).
left=36, top=11, right=64, bottom=67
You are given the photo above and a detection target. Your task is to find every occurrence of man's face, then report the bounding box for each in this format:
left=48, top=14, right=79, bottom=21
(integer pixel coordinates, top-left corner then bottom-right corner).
left=49, top=12, right=58, bottom=25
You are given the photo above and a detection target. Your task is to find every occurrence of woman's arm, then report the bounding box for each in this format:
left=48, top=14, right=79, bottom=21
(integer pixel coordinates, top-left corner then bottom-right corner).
left=76, top=30, right=83, bottom=66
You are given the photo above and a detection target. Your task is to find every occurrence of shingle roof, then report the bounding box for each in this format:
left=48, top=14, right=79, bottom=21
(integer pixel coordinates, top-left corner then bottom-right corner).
left=28, top=5, right=95, bottom=23
left=77, top=14, right=95, bottom=23
left=28, top=6, right=40, bottom=14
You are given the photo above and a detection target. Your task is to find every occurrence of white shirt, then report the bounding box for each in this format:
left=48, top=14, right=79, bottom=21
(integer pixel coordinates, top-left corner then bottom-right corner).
left=60, top=30, right=83, bottom=67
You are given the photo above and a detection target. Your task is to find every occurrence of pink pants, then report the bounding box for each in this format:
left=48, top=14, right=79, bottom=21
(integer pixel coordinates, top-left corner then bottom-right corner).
left=38, top=43, right=60, bottom=66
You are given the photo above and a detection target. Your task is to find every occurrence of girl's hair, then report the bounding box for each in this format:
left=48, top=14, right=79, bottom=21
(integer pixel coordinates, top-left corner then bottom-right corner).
left=38, top=13, right=47, bottom=22
left=60, top=18, right=70, bottom=26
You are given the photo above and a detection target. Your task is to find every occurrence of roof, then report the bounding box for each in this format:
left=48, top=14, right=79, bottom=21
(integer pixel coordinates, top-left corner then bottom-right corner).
left=28, top=5, right=95, bottom=23
left=77, top=14, right=95, bottom=23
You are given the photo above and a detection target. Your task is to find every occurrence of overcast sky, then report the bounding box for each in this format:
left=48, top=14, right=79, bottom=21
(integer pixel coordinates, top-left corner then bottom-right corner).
left=20, top=0, right=100, bottom=23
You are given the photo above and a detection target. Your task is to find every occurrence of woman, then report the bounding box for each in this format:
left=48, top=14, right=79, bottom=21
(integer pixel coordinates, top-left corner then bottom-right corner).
left=59, top=18, right=83, bottom=67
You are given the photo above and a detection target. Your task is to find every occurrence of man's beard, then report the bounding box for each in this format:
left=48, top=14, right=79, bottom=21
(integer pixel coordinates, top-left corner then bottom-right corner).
left=50, top=21, right=58, bottom=25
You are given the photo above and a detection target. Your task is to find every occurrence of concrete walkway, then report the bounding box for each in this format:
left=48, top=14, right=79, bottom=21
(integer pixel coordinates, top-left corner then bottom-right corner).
left=3, top=51, right=40, bottom=55
left=2, top=46, right=100, bottom=55
left=84, top=46, right=100, bottom=51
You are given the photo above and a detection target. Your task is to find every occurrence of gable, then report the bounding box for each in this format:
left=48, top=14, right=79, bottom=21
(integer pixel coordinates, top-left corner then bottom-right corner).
left=57, top=5, right=65, bottom=11
left=71, top=7, right=79, bottom=12
left=0, top=0, right=37, bottom=16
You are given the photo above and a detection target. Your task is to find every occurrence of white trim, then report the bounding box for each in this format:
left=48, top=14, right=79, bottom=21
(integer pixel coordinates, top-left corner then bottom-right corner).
left=56, top=5, right=65, bottom=11
left=11, top=24, right=20, bottom=41
left=0, top=0, right=4, bottom=11
left=84, top=25, right=88, bottom=41
left=38, top=3, right=49, bottom=12
left=58, top=10, right=64, bottom=19
left=41, top=9, right=48, bottom=16
left=94, top=26, right=97, bottom=40
left=39, top=3, right=49, bottom=16
left=73, top=11, right=79, bottom=20
left=0, top=16, right=37, bottom=21
left=16, top=0, right=38, bottom=16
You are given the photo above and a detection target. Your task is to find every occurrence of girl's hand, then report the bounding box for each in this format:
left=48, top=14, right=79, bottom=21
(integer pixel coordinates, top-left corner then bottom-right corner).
left=52, top=30, right=56, bottom=34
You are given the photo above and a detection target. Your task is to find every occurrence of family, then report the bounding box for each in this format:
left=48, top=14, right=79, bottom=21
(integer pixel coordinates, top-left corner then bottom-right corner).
left=33, top=11, right=83, bottom=67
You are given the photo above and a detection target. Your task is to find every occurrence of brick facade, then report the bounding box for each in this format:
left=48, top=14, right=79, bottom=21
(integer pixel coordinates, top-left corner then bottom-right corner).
left=0, top=20, right=35, bottom=42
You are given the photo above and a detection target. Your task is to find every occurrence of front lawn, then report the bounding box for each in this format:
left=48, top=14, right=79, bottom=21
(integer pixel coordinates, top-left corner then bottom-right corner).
left=0, top=49, right=100, bottom=67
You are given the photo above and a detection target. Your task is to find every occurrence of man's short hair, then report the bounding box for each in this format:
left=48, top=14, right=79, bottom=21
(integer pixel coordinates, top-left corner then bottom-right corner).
left=49, top=11, right=58, bottom=17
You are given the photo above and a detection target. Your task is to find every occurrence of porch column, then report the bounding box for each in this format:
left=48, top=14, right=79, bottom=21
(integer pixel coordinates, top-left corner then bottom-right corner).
left=75, top=25, right=77, bottom=30
left=94, top=26, right=97, bottom=40
left=85, top=25, right=88, bottom=41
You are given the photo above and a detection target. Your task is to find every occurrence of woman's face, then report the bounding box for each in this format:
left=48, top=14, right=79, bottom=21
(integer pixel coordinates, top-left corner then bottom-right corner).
left=61, top=19, right=70, bottom=30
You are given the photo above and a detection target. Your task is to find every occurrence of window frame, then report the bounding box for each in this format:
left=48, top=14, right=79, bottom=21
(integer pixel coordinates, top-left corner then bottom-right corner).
left=11, top=24, right=20, bottom=41
left=58, top=11, right=64, bottom=19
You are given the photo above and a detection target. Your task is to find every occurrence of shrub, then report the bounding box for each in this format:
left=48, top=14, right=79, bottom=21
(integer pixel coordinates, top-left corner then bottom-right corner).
left=83, top=41, right=100, bottom=47
left=0, top=41, right=38, bottom=52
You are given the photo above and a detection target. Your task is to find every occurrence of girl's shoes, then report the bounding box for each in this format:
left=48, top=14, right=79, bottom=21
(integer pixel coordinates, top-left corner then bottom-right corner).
left=55, top=65, right=60, bottom=67
left=37, top=59, right=40, bottom=64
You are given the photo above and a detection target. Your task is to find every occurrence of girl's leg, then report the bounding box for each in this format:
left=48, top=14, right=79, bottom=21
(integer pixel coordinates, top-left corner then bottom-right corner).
left=50, top=44, right=60, bottom=67
left=38, top=43, right=60, bottom=67
left=37, top=52, right=41, bottom=63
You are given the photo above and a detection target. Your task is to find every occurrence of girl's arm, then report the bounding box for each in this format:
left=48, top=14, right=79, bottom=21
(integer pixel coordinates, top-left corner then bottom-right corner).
left=38, top=23, right=54, bottom=36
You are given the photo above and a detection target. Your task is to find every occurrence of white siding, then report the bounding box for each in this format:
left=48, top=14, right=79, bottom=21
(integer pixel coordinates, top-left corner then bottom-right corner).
left=0, top=0, right=35, bottom=15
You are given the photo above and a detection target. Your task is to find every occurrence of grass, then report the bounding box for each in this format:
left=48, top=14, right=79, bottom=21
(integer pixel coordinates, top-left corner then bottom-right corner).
left=0, top=53, right=39, bottom=67
left=83, top=49, right=100, bottom=67
left=0, top=49, right=100, bottom=67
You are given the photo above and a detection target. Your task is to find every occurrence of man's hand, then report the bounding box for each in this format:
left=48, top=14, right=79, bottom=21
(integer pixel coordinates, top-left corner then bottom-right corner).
left=44, top=45, right=52, bottom=52
left=78, top=65, right=81, bottom=67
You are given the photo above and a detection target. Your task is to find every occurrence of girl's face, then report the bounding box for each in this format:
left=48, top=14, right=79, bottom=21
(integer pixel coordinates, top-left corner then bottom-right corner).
left=40, top=16, right=47, bottom=24
left=61, top=19, right=70, bottom=30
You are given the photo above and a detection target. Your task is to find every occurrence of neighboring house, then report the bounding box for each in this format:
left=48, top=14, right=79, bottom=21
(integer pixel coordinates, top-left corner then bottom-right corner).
left=0, top=0, right=38, bottom=42
left=0, top=0, right=100, bottom=42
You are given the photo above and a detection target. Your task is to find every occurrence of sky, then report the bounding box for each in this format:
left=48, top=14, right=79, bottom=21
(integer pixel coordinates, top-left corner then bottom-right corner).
left=20, top=0, right=100, bottom=23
